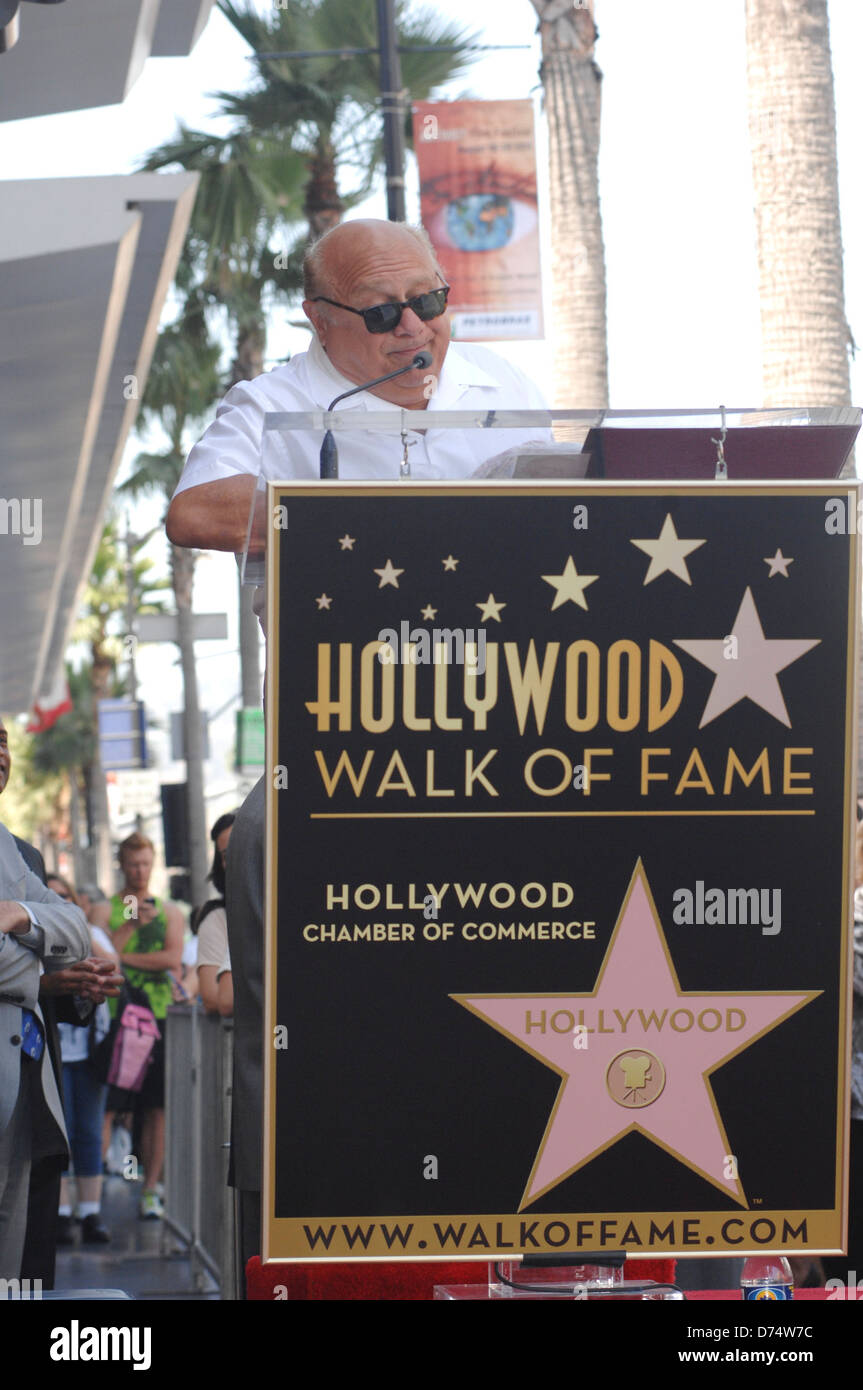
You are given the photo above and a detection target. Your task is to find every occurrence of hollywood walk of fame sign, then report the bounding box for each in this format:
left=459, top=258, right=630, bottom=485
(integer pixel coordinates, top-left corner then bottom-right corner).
left=263, top=481, right=858, bottom=1261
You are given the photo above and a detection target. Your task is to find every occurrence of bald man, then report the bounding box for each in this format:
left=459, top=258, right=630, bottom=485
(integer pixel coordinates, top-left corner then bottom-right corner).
left=167, top=219, right=549, bottom=552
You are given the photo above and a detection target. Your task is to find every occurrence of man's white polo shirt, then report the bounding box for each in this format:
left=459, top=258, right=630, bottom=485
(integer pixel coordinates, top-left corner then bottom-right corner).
left=174, top=335, right=550, bottom=494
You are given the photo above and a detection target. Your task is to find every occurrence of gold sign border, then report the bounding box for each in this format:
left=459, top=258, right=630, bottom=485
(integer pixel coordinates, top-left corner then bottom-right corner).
left=263, top=480, right=860, bottom=1262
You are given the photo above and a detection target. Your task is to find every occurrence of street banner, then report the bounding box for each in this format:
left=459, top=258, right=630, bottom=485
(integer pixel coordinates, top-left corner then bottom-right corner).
left=412, top=99, right=543, bottom=341
left=264, top=481, right=857, bottom=1261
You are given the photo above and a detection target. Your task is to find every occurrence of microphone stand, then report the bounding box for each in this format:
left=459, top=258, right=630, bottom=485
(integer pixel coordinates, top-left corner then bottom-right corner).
left=319, top=351, right=433, bottom=479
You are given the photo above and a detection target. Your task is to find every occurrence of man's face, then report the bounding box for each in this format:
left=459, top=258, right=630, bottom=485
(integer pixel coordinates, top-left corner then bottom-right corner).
left=121, top=848, right=153, bottom=893
left=0, top=720, right=9, bottom=796
left=304, top=227, right=451, bottom=408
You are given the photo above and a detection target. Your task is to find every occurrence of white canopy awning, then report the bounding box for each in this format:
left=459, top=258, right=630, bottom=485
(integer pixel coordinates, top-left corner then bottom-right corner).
left=0, top=172, right=198, bottom=713
left=0, top=0, right=215, bottom=120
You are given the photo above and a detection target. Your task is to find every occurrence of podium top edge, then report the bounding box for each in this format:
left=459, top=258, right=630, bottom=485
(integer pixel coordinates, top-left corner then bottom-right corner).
left=262, top=406, right=862, bottom=431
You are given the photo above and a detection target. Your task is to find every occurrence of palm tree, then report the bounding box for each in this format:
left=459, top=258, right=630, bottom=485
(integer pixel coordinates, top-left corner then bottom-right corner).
left=122, top=316, right=224, bottom=909
left=530, top=0, right=608, bottom=409
left=22, top=524, right=169, bottom=885
left=216, top=0, right=479, bottom=244
left=745, top=0, right=853, bottom=408
left=2, top=716, right=68, bottom=868
left=29, top=667, right=108, bottom=886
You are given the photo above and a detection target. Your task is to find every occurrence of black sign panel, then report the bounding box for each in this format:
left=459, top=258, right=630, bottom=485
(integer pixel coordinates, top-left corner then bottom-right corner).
left=264, top=482, right=857, bottom=1260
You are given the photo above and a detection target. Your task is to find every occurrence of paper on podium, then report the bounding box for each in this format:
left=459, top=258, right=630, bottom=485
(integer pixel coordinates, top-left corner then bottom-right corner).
left=471, top=441, right=590, bottom=479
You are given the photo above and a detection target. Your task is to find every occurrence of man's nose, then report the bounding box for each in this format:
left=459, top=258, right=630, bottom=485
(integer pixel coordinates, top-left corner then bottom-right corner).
left=393, top=305, right=425, bottom=336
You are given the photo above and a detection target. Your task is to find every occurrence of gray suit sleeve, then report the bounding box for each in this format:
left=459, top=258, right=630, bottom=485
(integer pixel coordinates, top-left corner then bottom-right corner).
left=0, top=826, right=91, bottom=968
left=0, top=929, right=42, bottom=1009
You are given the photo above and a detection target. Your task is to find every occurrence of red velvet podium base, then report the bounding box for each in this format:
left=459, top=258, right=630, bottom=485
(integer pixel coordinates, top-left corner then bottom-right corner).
left=246, top=1257, right=677, bottom=1301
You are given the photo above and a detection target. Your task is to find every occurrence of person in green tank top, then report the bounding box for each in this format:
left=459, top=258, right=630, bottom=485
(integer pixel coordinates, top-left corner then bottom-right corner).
left=106, top=894, right=174, bottom=1020
left=91, top=833, right=183, bottom=1221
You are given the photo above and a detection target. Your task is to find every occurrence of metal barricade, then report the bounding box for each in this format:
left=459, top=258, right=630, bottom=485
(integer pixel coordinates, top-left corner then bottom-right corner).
left=164, top=1004, right=236, bottom=1296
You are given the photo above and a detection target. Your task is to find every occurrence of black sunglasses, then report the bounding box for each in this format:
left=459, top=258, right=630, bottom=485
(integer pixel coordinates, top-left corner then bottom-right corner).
left=311, top=285, right=450, bottom=335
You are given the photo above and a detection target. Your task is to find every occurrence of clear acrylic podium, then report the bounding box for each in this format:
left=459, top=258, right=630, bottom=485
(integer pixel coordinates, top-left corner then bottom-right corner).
left=241, top=404, right=860, bottom=586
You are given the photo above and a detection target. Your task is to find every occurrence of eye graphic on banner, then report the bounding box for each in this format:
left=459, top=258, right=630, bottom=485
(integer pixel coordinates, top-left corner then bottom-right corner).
left=422, top=171, right=539, bottom=255
left=413, top=100, right=544, bottom=341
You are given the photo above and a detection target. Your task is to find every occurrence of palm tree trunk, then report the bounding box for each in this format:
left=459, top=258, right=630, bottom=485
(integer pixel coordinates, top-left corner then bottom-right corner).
left=68, top=770, right=88, bottom=888
left=745, top=0, right=852, bottom=406
left=227, top=317, right=266, bottom=391
left=89, top=647, right=117, bottom=891
left=531, top=0, right=609, bottom=409
left=304, top=139, right=344, bottom=240
left=171, top=542, right=209, bottom=910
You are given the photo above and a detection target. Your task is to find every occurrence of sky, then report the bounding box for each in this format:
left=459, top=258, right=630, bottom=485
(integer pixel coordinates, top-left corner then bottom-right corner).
left=4, top=0, right=862, bottom=825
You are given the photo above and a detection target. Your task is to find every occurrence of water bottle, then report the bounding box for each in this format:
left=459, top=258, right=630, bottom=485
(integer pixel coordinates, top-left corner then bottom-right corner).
left=740, top=1255, right=794, bottom=1300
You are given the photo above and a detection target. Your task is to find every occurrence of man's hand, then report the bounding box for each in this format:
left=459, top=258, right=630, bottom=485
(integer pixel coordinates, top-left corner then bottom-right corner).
left=0, top=900, right=31, bottom=934
left=135, top=899, right=158, bottom=927
left=40, top=957, right=124, bottom=1002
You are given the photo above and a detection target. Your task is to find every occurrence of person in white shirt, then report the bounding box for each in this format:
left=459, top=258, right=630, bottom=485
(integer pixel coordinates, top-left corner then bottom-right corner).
left=194, top=813, right=235, bottom=1016
left=166, top=218, right=550, bottom=554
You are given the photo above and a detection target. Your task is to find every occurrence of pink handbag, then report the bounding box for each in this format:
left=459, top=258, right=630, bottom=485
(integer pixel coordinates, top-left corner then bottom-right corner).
left=107, top=1003, right=161, bottom=1092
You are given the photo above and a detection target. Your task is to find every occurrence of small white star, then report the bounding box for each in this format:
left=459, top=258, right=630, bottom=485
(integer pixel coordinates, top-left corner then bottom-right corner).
left=374, top=559, right=404, bottom=589
left=541, top=556, right=599, bottom=611
left=631, top=513, right=706, bottom=586
left=764, top=548, right=794, bottom=578
left=420, top=604, right=437, bottom=621
left=442, top=555, right=459, bottom=571
left=476, top=593, right=506, bottom=623
left=315, top=593, right=333, bottom=610
left=337, top=534, right=355, bottom=551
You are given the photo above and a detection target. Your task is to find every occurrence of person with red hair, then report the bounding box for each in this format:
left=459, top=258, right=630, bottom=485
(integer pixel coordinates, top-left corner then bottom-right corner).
left=91, top=833, right=183, bottom=1220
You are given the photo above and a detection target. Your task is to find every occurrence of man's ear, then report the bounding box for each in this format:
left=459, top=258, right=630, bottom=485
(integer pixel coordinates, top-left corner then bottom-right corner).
left=303, top=300, right=326, bottom=343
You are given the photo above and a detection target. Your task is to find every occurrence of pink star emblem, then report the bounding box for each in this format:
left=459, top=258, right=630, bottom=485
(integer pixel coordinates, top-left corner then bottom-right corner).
left=454, top=863, right=816, bottom=1210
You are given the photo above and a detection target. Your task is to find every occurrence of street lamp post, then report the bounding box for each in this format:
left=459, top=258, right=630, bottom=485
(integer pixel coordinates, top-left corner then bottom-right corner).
left=375, top=0, right=406, bottom=222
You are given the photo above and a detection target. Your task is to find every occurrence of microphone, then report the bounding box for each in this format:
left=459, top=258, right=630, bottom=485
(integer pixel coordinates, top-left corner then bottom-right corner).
left=320, top=351, right=434, bottom=479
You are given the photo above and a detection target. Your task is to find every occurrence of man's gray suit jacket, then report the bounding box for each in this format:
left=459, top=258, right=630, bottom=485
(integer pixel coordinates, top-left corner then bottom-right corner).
left=0, top=823, right=91, bottom=1145
left=224, top=775, right=265, bottom=1194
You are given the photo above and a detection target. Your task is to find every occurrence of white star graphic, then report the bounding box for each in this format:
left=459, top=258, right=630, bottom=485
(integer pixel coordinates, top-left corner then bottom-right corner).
left=420, top=604, right=437, bottom=621
left=541, top=556, right=598, bottom=611
left=631, top=513, right=706, bottom=585
left=764, top=548, right=793, bottom=578
left=476, top=593, right=506, bottom=623
left=337, top=534, right=355, bottom=551
left=442, top=555, right=459, bottom=572
left=315, top=593, right=333, bottom=610
left=374, top=559, right=404, bottom=589
left=674, top=587, right=819, bottom=728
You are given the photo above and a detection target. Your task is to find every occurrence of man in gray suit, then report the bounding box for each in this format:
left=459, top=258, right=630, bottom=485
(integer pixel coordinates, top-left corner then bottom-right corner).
left=0, top=720, right=91, bottom=1277
left=224, top=774, right=265, bottom=1296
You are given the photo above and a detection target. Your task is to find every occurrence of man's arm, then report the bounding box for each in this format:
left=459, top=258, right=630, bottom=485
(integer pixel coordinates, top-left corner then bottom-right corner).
left=0, top=829, right=91, bottom=966
left=166, top=475, right=257, bottom=553
left=216, top=955, right=234, bottom=1018
left=0, top=928, right=41, bottom=1008
left=0, top=860, right=91, bottom=1009
left=166, top=373, right=269, bottom=552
